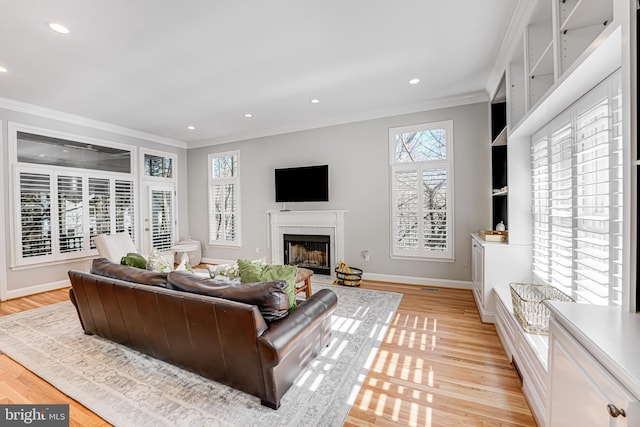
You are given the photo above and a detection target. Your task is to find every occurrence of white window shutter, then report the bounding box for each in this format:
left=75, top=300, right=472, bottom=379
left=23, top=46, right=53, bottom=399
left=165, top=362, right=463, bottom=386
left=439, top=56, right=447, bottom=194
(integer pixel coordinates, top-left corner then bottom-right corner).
left=531, top=71, right=622, bottom=307
left=208, top=151, right=241, bottom=246
left=18, top=172, right=53, bottom=259
left=151, top=188, right=174, bottom=251
left=88, top=178, right=111, bottom=249
left=115, top=180, right=135, bottom=241
left=56, top=174, right=85, bottom=254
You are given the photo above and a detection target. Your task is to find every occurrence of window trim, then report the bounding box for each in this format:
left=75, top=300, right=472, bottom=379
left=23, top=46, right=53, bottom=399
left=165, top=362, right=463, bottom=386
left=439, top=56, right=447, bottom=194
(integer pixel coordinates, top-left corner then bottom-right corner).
left=207, top=150, right=242, bottom=247
left=8, top=122, right=137, bottom=268
left=388, top=120, right=455, bottom=261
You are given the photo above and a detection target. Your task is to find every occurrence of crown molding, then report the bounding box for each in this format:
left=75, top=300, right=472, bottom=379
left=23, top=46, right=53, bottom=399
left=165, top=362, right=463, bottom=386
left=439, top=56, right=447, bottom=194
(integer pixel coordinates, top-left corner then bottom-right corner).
left=0, top=97, right=187, bottom=149
left=187, top=91, right=489, bottom=148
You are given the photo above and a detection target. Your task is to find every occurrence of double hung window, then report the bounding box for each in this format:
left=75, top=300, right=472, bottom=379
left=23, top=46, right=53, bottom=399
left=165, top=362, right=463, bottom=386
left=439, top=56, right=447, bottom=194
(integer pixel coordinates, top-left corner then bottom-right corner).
left=531, top=71, right=623, bottom=306
left=208, top=151, right=241, bottom=246
left=389, top=121, right=454, bottom=260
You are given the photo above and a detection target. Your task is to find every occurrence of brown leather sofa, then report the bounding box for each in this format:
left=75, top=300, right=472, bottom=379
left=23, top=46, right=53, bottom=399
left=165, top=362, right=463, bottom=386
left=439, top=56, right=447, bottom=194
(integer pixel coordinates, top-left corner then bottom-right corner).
left=68, top=258, right=337, bottom=409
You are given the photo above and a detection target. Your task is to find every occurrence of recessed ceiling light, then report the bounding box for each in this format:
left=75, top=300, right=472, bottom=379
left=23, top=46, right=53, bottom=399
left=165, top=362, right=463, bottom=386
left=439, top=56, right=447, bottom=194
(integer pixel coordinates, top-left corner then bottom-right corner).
left=0, top=66, right=7, bottom=73
left=187, top=126, right=195, bottom=130
left=48, top=22, right=70, bottom=34
left=409, top=78, right=420, bottom=85
left=310, top=99, right=320, bottom=104
left=244, top=113, right=253, bottom=118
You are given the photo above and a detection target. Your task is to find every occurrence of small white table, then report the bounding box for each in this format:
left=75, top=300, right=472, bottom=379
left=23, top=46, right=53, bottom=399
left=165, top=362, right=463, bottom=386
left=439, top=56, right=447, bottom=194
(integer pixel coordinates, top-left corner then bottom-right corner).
left=171, top=243, right=199, bottom=264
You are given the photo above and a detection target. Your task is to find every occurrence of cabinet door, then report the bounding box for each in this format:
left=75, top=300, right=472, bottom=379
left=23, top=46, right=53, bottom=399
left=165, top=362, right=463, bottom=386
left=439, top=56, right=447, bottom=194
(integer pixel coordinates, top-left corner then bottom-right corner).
left=471, top=239, right=484, bottom=305
left=548, top=319, right=639, bottom=427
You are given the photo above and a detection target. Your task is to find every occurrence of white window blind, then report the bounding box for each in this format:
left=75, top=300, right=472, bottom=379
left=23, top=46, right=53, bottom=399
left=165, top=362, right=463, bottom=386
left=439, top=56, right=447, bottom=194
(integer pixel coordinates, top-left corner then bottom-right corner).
left=18, top=171, right=53, bottom=260
left=208, top=151, right=241, bottom=246
left=57, top=174, right=84, bottom=254
left=89, top=178, right=111, bottom=249
left=15, top=167, right=135, bottom=266
left=115, top=180, right=135, bottom=238
left=151, top=188, right=174, bottom=251
left=389, top=121, right=453, bottom=260
left=531, top=70, right=622, bottom=306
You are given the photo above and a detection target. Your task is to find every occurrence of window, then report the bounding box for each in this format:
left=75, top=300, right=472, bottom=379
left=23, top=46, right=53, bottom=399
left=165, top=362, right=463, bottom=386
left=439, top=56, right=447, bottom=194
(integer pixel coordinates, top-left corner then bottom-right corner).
left=389, top=121, right=454, bottom=260
left=11, top=125, right=135, bottom=266
left=15, top=167, right=135, bottom=264
left=531, top=71, right=622, bottom=306
left=208, top=151, right=241, bottom=246
left=17, top=131, right=131, bottom=173
left=143, top=152, right=174, bottom=179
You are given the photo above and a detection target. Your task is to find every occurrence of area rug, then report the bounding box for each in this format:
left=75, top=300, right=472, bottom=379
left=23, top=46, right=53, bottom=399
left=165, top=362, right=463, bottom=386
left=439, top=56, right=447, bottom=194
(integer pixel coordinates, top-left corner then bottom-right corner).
left=0, top=283, right=402, bottom=427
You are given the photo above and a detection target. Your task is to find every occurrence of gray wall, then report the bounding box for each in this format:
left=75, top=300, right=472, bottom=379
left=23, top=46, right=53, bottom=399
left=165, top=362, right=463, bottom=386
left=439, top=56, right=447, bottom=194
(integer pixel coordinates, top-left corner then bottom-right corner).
left=0, top=108, right=188, bottom=296
left=187, top=102, right=491, bottom=283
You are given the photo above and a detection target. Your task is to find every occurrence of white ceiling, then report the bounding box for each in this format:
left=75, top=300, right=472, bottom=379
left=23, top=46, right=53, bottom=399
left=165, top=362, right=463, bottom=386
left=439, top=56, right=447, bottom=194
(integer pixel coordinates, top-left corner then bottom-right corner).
left=0, top=1, right=519, bottom=148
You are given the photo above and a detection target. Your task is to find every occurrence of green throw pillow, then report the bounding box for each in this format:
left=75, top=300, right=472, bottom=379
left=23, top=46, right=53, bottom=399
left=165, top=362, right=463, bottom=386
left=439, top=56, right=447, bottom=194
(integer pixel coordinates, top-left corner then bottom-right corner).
left=121, top=252, right=147, bottom=269
left=237, top=259, right=297, bottom=309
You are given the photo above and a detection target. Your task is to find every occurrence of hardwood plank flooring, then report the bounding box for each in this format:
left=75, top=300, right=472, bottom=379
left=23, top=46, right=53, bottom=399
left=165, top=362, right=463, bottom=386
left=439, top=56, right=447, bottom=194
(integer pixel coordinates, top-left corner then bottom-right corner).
left=0, top=282, right=537, bottom=426
left=344, top=282, right=536, bottom=426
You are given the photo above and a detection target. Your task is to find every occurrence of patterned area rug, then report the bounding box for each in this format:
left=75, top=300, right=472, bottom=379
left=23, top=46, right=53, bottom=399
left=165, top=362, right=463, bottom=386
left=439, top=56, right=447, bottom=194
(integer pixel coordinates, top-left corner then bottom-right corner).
left=0, top=283, right=402, bottom=427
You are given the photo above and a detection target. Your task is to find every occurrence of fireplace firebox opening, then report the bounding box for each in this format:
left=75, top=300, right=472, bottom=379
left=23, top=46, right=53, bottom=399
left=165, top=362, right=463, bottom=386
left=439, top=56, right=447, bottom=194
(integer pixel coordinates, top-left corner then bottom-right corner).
left=283, top=234, right=330, bottom=275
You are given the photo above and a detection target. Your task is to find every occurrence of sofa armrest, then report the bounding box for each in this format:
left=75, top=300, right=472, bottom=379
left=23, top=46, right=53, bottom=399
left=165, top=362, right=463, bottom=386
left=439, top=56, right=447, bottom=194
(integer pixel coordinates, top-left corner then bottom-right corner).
left=257, top=288, right=337, bottom=366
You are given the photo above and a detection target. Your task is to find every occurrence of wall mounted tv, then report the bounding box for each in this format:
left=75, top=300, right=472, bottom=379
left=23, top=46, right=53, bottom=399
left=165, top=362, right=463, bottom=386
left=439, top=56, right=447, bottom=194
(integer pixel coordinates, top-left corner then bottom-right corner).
left=275, top=165, right=329, bottom=202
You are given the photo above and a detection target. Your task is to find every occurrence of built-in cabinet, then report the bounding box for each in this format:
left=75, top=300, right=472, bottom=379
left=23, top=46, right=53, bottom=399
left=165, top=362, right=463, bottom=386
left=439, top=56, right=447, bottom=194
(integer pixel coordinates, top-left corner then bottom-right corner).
left=546, top=302, right=640, bottom=427
left=494, top=288, right=548, bottom=427
left=480, top=0, right=637, bottom=425
left=470, top=234, right=531, bottom=322
left=548, top=318, right=638, bottom=426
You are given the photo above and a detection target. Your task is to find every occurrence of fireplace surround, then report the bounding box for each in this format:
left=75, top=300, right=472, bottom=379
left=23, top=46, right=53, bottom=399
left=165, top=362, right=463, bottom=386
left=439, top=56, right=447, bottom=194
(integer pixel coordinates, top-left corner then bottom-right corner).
left=268, top=210, right=346, bottom=276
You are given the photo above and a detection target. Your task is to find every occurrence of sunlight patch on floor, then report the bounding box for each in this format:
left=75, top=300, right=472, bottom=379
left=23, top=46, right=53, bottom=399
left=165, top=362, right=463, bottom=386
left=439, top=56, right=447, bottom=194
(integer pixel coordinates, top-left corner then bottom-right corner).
left=309, top=373, right=325, bottom=392
left=352, top=312, right=441, bottom=426
left=363, top=346, right=378, bottom=370
left=329, top=338, right=349, bottom=360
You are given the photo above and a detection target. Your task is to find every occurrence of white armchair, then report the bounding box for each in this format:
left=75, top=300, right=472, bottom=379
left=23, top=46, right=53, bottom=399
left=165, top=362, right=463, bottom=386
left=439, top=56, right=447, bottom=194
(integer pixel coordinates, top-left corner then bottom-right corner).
left=94, top=232, right=138, bottom=263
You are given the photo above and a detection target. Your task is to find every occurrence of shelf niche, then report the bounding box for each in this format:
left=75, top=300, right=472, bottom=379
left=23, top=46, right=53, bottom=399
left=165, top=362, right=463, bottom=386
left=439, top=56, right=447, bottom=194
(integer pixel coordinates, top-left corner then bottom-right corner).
left=490, top=75, right=508, bottom=231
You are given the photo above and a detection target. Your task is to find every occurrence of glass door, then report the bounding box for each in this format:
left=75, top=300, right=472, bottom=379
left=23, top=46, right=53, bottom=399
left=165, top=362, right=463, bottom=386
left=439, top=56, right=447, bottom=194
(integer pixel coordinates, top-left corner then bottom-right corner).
left=143, top=182, right=175, bottom=255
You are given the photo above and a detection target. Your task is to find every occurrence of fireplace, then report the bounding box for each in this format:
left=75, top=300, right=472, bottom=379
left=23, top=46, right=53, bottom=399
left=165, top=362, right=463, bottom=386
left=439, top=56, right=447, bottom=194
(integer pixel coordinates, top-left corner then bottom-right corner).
left=283, top=234, right=331, bottom=275
left=268, top=210, right=346, bottom=278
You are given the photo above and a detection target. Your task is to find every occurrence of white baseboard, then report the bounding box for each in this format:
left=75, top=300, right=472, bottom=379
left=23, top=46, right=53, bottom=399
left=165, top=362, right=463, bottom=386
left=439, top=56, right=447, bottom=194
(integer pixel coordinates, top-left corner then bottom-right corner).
left=364, top=272, right=471, bottom=290
left=200, top=257, right=235, bottom=265
left=5, top=279, right=71, bottom=301
left=200, top=258, right=472, bottom=291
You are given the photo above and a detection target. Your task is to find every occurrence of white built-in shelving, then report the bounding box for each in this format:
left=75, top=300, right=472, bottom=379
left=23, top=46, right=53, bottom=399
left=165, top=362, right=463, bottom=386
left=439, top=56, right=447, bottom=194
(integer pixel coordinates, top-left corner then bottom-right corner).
left=507, top=0, right=617, bottom=136
left=480, top=0, right=636, bottom=425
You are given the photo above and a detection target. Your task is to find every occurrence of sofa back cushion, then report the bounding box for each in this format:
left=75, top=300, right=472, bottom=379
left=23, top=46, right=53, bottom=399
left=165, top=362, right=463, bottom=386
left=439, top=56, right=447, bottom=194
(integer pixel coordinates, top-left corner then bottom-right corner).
left=167, top=271, right=290, bottom=322
left=91, top=257, right=168, bottom=287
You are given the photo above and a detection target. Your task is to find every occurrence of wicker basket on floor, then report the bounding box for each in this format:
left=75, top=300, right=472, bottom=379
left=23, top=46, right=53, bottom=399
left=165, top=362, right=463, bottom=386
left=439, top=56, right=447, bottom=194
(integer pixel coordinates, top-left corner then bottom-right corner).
left=334, top=266, right=363, bottom=287
left=510, top=283, right=574, bottom=335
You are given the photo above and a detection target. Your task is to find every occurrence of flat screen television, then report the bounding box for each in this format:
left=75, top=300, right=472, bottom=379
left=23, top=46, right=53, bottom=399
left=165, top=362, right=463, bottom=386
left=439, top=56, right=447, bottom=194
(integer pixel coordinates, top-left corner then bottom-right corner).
left=275, top=165, right=329, bottom=202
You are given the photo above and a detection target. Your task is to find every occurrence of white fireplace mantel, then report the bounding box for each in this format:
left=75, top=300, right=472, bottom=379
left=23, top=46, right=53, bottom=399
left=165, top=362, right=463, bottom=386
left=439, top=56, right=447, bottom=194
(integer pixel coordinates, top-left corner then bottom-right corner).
left=267, top=210, right=347, bottom=271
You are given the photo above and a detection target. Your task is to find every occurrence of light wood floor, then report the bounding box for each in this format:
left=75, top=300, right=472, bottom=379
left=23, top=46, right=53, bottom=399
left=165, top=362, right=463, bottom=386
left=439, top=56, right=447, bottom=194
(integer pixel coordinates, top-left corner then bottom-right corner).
left=0, top=282, right=537, bottom=427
